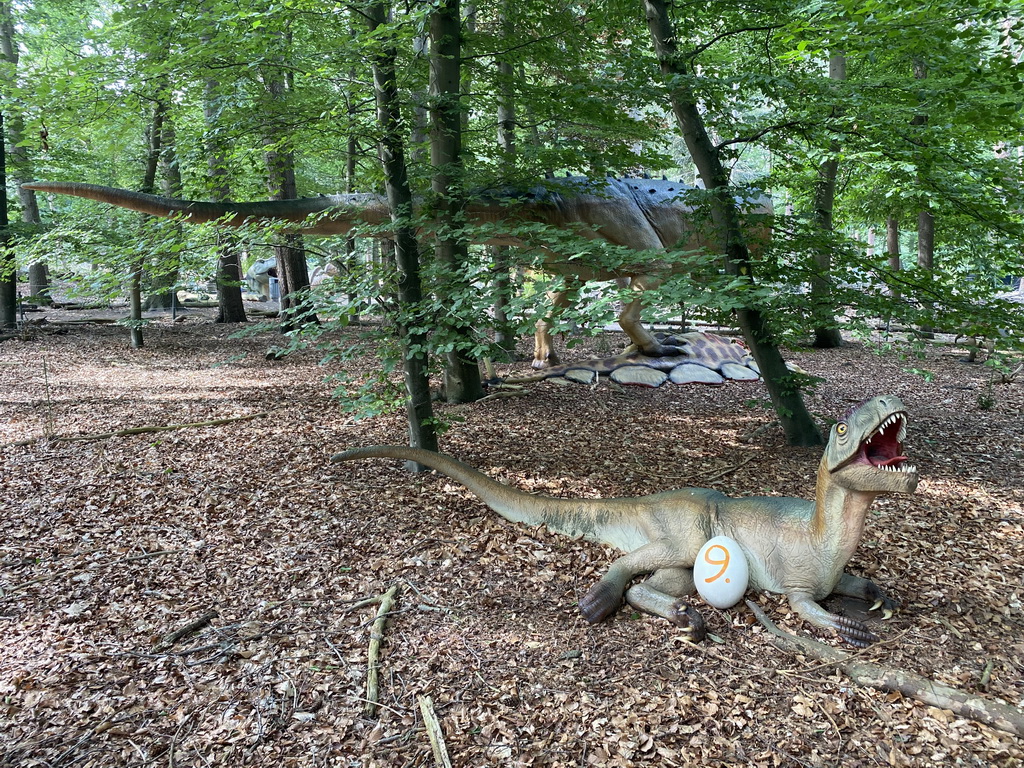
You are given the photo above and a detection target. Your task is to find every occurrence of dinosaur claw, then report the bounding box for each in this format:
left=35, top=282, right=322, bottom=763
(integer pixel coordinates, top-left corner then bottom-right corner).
left=834, top=615, right=879, bottom=646
left=866, top=592, right=898, bottom=620
left=667, top=601, right=707, bottom=643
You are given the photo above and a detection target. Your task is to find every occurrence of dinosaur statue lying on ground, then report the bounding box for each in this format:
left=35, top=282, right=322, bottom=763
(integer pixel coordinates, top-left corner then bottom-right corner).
left=333, top=395, right=919, bottom=646
left=23, top=177, right=771, bottom=370
left=506, top=330, right=765, bottom=387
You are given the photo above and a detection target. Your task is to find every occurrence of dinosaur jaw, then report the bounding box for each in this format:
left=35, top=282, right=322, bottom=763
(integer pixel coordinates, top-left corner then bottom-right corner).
left=832, top=411, right=919, bottom=494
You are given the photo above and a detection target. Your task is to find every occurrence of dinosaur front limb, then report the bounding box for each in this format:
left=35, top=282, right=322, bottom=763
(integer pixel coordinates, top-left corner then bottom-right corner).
left=786, top=591, right=879, bottom=648
left=833, top=573, right=899, bottom=619
left=625, top=567, right=707, bottom=642
left=578, top=540, right=684, bottom=624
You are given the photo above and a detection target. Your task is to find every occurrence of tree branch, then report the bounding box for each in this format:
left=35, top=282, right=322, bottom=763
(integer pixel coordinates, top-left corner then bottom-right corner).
left=746, top=600, right=1024, bottom=737
left=715, top=120, right=804, bottom=151
left=686, top=24, right=785, bottom=61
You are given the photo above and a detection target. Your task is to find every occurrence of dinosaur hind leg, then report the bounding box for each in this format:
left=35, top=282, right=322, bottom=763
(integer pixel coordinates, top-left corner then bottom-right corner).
left=578, top=539, right=688, bottom=625
left=618, top=276, right=687, bottom=358
left=532, top=288, right=572, bottom=369
left=626, top=568, right=707, bottom=642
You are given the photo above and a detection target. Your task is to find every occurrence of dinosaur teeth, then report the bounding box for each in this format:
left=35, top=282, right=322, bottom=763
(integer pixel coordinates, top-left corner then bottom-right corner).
left=879, top=462, right=917, bottom=474
left=872, top=413, right=907, bottom=445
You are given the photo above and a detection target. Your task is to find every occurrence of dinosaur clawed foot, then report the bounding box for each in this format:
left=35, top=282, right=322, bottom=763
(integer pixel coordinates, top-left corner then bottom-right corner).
left=869, top=598, right=895, bottom=621
left=666, top=600, right=707, bottom=643
left=579, top=581, right=621, bottom=624
left=531, top=353, right=562, bottom=370
left=833, top=615, right=880, bottom=648
left=863, top=584, right=899, bottom=621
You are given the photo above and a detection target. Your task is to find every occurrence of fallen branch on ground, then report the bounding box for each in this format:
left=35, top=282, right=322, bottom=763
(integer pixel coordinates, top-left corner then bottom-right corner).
left=418, top=695, right=452, bottom=768
left=746, top=600, right=1024, bottom=737
left=698, top=453, right=759, bottom=483
left=153, top=611, right=218, bottom=653
left=364, top=584, right=400, bottom=719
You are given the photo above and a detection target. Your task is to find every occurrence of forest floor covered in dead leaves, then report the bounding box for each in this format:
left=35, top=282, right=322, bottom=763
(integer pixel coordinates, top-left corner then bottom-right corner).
left=1, top=310, right=1022, bottom=767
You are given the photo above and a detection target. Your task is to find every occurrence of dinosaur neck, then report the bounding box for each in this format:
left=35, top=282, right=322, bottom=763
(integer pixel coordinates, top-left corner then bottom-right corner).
left=812, top=458, right=879, bottom=565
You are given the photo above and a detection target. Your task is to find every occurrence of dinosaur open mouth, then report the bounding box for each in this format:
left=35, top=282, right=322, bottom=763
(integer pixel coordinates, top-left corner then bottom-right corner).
left=857, top=412, right=916, bottom=474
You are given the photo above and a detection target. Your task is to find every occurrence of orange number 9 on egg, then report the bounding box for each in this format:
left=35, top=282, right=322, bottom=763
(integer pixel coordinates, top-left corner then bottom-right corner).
left=702, top=544, right=730, bottom=583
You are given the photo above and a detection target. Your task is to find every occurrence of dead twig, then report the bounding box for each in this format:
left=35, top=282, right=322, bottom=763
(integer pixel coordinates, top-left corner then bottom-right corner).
left=418, top=695, right=452, bottom=768
left=152, top=611, right=218, bottom=653
left=698, top=453, right=759, bottom=483
left=980, top=659, right=995, bottom=691
left=364, top=584, right=400, bottom=719
left=746, top=600, right=1024, bottom=737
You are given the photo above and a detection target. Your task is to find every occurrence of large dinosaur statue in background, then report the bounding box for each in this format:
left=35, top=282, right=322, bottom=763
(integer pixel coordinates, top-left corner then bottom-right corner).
left=333, top=395, right=919, bottom=646
left=23, top=177, right=771, bottom=370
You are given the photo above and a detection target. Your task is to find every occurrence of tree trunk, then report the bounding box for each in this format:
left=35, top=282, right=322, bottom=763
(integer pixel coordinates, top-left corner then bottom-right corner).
left=0, top=0, right=47, bottom=304
left=912, top=59, right=934, bottom=338
left=916, top=209, right=934, bottom=271
left=886, top=216, right=902, bottom=316
left=128, top=100, right=170, bottom=349
left=143, top=111, right=183, bottom=311
left=643, top=0, right=821, bottom=447
left=261, top=50, right=316, bottom=332
left=429, top=0, right=484, bottom=404
left=0, top=111, right=15, bottom=329
left=886, top=217, right=901, bottom=272
left=367, top=1, right=438, bottom=466
left=490, top=8, right=518, bottom=359
left=343, top=131, right=361, bottom=321
left=202, top=66, right=247, bottom=324
left=810, top=53, right=846, bottom=349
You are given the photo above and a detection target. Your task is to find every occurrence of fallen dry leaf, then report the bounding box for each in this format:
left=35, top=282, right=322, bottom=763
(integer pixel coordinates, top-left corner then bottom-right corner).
left=0, top=305, right=1022, bottom=767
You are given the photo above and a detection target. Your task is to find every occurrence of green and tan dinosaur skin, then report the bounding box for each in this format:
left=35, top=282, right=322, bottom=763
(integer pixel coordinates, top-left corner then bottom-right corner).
left=22, top=177, right=770, bottom=370
left=332, top=395, right=919, bottom=646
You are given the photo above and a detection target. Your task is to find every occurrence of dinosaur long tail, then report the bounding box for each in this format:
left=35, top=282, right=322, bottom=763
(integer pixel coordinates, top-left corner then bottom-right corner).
left=332, top=445, right=643, bottom=546
left=21, top=181, right=379, bottom=235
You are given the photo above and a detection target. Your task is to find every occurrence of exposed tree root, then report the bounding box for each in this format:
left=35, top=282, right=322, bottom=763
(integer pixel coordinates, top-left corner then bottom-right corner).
left=746, top=600, right=1024, bottom=737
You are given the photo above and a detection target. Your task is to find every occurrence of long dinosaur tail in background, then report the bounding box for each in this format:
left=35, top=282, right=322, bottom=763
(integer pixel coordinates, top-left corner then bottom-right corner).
left=332, top=445, right=640, bottom=545
left=21, top=181, right=381, bottom=235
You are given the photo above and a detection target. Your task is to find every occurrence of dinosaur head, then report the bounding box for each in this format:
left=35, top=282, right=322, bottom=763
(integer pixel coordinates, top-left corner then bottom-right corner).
left=824, top=395, right=919, bottom=494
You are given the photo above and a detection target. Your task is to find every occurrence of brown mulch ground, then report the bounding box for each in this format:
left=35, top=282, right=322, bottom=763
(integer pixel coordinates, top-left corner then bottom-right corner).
left=1, top=309, right=1022, bottom=767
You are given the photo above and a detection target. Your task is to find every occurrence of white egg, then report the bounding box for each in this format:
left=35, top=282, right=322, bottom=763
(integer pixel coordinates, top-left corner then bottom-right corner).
left=693, top=535, right=749, bottom=609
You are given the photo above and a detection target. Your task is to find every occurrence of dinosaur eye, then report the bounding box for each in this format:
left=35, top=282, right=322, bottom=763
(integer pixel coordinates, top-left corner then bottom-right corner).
left=836, top=423, right=848, bottom=436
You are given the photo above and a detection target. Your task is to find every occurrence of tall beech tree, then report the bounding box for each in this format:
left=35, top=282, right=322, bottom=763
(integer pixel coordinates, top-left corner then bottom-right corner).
left=428, top=0, right=484, bottom=404
left=202, top=58, right=247, bottom=323
left=0, top=111, right=13, bottom=329
left=643, top=0, right=822, bottom=446
left=809, top=52, right=846, bottom=350
left=364, top=0, right=438, bottom=462
left=259, top=32, right=317, bottom=332
left=0, top=0, right=45, bottom=302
